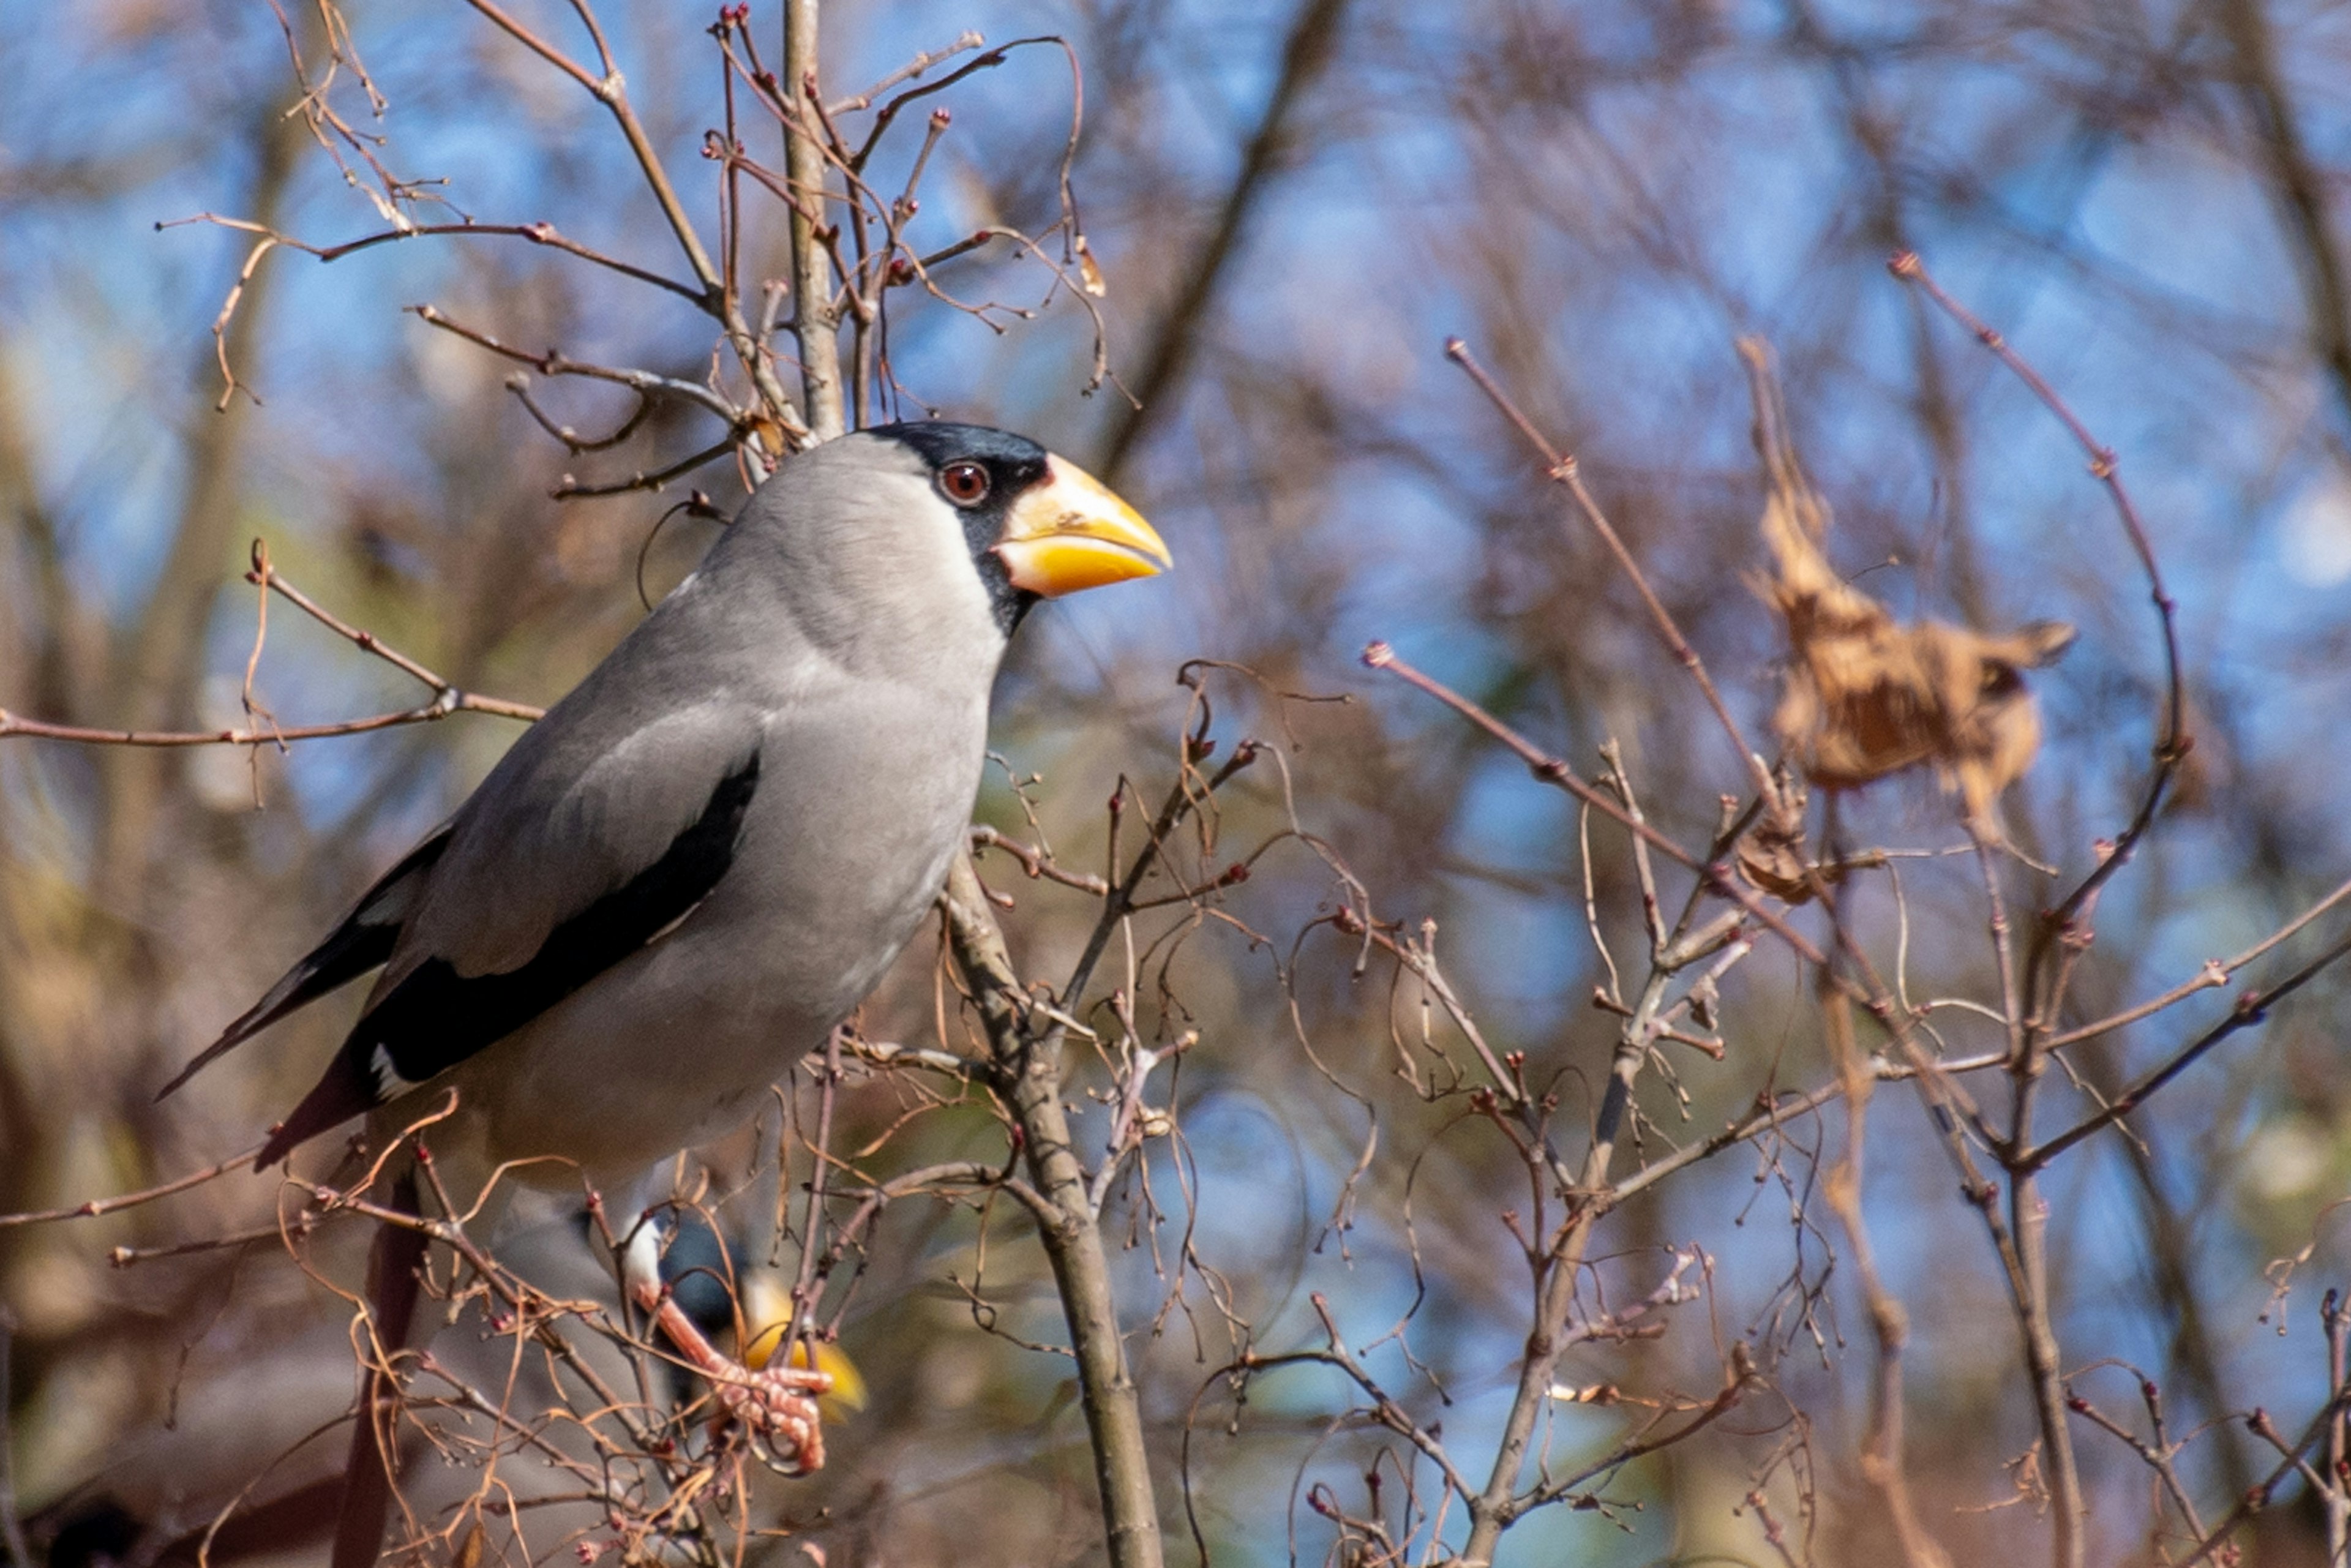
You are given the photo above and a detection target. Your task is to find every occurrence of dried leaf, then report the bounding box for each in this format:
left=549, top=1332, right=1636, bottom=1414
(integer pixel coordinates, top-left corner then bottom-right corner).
left=744, top=413, right=789, bottom=463
left=1735, top=812, right=1814, bottom=904
left=1740, top=338, right=2071, bottom=836
left=1732, top=765, right=1842, bottom=905
left=1074, top=233, right=1106, bottom=297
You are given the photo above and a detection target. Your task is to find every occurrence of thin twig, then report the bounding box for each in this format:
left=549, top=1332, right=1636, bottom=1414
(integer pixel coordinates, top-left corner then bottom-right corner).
left=1363, top=642, right=1834, bottom=978
left=2046, top=873, right=2351, bottom=1049
left=1443, top=339, right=1782, bottom=811
left=827, top=30, right=986, bottom=115
left=2177, top=1384, right=2351, bottom=1568
left=551, top=437, right=735, bottom=499
left=2025, top=926, right=2351, bottom=1170
left=938, top=857, right=1166, bottom=1568
left=162, top=211, right=702, bottom=302
left=0, top=1142, right=266, bottom=1229
left=409, top=305, right=741, bottom=424
left=1889, top=253, right=2189, bottom=963
left=783, top=0, right=843, bottom=442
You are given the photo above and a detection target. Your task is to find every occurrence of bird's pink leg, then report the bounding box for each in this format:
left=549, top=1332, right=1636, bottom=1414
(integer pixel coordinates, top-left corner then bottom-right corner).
left=631, top=1278, right=830, bottom=1474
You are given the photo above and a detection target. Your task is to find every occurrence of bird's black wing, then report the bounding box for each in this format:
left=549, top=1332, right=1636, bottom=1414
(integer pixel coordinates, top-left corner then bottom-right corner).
left=157, top=826, right=456, bottom=1101
left=256, top=748, right=760, bottom=1165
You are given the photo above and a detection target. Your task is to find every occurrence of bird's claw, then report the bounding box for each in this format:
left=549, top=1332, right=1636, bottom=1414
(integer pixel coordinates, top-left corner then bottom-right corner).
left=634, top=1280, right=828, bottom=1474
left=713, top=1363, right=828, bottom=1474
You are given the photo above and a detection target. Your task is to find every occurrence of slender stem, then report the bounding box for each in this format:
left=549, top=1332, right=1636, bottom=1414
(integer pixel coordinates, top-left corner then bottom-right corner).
left=1362, top=642, right=1836, bottom=978
left=0, top=697, right=523, bottom=749
left=410, top=304, right=741, bottom=424
left=1454, top=977, right=1648, bottom=1561
left=0, top=1142, right=267, bottom=1229
left=2025, top=926, right=2351, bottom=1169
left=1607, top=1049, right=2010, bottom=1209
left=1979, top=831, right=2085, bottom=1568
left=1444, top=339, right=1780, bottom=811
left=788, top=1026, right=843, bottom=1394
left=2177, top=1382, right=2351, bottom=1568
left=550, top=435, right=734, bottom=499
left=461, top=0, right=806, bottom=445
left=1455, top=767, right=1758, bottom=1561
left=785, top=0, right=844, bottom=441
left=940, top=858, right=1164, bottom=1568
left=2045, top=872, right=2351, bottom=1049
left=0, top=548, right=545, bottom=752
left=2006, top=1158, right=2082, bottom=1567
left=827, top=31, right=985, bottom=116
left=1890, top=252, right=2188, bottom=996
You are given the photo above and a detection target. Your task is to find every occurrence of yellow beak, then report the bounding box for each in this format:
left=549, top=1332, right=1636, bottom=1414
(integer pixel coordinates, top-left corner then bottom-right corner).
left=994, top=454, right=1171, bottom=597
left=740, top=1270, right=868, bottom=1417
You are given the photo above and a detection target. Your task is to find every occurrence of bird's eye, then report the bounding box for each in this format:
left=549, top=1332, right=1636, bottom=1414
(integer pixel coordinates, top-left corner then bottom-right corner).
left=939, top=462, right=991, bottom=506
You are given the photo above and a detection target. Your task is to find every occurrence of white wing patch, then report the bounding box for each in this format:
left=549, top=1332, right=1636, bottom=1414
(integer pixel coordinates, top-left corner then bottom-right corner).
left=369, top=1043, right=420, bottom=1100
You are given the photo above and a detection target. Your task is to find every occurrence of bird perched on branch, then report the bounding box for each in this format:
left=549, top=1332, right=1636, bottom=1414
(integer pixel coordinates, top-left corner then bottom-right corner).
left=157, top=422, right=1168, bottom=1567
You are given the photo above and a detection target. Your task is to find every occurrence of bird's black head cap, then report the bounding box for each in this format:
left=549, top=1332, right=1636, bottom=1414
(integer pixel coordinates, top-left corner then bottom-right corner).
left=871, top=421, right=1051, bottom=632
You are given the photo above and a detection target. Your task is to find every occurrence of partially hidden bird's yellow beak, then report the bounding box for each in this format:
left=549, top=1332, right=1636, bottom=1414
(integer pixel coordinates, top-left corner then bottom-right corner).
left=740, top=1270, right=868, bottom=1419
left=994, top=454, right=1171, bottom=597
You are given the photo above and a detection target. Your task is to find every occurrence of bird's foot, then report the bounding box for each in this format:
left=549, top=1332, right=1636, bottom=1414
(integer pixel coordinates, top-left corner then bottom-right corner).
left=633, top=1279, right=829, bottom=1474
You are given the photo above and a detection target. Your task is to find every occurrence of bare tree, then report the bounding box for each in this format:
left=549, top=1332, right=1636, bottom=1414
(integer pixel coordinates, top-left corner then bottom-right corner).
left=9, top=2, right=2351, bottom=1567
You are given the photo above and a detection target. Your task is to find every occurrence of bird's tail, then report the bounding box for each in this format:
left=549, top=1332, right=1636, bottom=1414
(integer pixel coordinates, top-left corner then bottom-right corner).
left=332, top=1157, right=427, bottom=1568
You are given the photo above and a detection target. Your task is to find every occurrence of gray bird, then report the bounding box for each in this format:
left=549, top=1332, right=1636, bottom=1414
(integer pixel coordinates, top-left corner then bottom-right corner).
left=157, top=422, right=1168, bottom=1565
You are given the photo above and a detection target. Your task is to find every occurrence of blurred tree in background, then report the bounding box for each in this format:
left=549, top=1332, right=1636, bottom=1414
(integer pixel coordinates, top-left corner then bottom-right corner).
left=7, top=0, right=2351, bottom=1564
